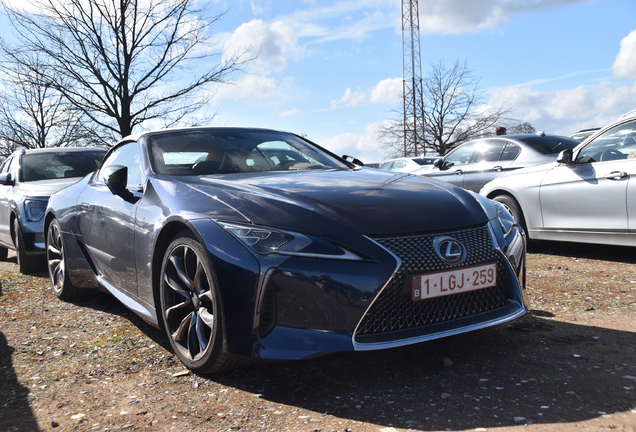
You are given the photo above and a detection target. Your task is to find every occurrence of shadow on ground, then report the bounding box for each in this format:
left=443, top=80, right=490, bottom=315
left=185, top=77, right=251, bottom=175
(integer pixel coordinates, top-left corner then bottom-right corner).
left=206, top=311, right=636, bottom=430
left=0, top=332, right=39, bottom=431
left=528, top=239, right=636, bottom=264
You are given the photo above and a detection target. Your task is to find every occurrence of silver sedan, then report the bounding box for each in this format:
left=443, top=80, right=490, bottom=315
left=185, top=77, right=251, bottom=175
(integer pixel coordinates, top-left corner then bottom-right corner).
left=480, top=113, right=636, bottom=247
left=419, top=133, right=580, bottom=192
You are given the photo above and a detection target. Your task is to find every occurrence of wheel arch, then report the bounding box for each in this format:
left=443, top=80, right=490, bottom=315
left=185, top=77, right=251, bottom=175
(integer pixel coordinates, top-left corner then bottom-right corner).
left=487, top=190, right=529, bottom=236
left=151, top=220, right=193, bottom=330
left=43, top=212, right=57, bottom=240
left=9, top=211, right=17, bottom=246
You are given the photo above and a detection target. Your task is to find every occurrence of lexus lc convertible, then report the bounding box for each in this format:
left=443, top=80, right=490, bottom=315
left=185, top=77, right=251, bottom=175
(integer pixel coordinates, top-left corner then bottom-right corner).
left=44, top=127, right=528, bottom=374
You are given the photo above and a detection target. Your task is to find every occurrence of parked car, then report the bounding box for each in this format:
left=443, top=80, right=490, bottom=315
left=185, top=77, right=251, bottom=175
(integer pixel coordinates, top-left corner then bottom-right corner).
left=44, top=127, right=528, bottom=374
left=419, top=133, right=580, bottom=192
left=0, top=147, right=107, bottom=273
left=379, top=156, right=438, bottom=173
left=480, top=113, right=636, bottom=246
left=569, top=127, right=600, bottom=142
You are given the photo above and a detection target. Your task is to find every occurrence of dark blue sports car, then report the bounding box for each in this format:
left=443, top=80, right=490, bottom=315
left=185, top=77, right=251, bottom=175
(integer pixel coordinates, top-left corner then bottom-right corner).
left=44, top=127, right=528, bottom=374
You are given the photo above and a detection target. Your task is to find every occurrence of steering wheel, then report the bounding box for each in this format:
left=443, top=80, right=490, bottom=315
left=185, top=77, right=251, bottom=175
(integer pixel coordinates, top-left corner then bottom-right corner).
left=599, top=148, right=624, bottom=161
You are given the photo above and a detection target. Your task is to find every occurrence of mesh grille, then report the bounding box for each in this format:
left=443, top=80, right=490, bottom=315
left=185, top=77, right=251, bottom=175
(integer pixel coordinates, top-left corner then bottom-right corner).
left=355, top=225, right=509, bottom=340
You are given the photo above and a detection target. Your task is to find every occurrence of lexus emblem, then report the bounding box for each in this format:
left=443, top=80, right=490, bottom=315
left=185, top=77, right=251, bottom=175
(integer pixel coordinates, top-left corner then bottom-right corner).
left=433, top=236, right=466, bottom=264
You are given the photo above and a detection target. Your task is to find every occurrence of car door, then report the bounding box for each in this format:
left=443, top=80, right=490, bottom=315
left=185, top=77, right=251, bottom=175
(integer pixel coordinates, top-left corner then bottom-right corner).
left=426, top=142, right=478, bottom=188
left=462, top=139, right=516, bottom=192
left=0, top=156, right=17, bottom=246
left=539, top=119, right=636, bottom=234
left=77, top=142, right=143, bottom=295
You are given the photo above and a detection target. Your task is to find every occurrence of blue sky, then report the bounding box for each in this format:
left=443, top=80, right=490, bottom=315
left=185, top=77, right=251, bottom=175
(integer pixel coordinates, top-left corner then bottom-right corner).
left=2, top=0, right=635, bottom=163
left=204, top=0, right=636, bottom=163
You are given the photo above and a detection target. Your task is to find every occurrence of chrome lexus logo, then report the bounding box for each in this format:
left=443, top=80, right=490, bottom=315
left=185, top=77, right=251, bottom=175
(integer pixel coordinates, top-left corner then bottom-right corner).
left=433, top=236, right=466, bottom=264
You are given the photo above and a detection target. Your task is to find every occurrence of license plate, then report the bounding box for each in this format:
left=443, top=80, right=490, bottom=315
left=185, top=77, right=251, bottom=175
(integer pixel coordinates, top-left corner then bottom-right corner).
left=412, top=263, right=497, bottom=301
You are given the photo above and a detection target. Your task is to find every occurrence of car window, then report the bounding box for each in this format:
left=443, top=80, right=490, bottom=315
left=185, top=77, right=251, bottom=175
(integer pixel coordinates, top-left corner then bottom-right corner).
left=576, top=119, right=636, bottom=164
left=1, top=156, right=14, bottom=174
left=98, top=142, right=142, bottom=188
left=500, top=142, right=521, bottom=161
left=21, top=151, right=106, bottom=182
left=444, top=143, right=476, bottom=167
left=518, top=136, right=579, bottom=155
left=392, top=160, right=407, bottom=169
left=379, top=161, right=393, bottom=170
left=473, top=140, right=506, bottom=163
left=148, top=129, right=347, bottom=175
left=413, top=157, right=437, bottom=165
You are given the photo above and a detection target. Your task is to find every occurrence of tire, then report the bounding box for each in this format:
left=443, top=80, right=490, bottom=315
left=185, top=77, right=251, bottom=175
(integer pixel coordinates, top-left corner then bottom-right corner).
left=46, top=219, right=82, bottom=300
left=13, top=218, right=42, bottom=274
left=493, top=194, right=528, bottom=238
left=160, top=231, right=238, bottom=374
left=0, top=247, right=7, bottom=261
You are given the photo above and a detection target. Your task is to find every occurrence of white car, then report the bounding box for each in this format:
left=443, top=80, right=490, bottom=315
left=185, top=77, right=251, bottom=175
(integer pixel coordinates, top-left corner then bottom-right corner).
left=379, top=156, right=438, bottom=173
left=480, top=113, right=636, bottom=247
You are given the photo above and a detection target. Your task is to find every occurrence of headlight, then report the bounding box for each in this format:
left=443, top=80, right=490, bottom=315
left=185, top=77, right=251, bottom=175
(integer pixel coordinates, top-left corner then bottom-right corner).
left=219, top=222, right=362, bottom=260
left=24, top=199, right=48, bottom=222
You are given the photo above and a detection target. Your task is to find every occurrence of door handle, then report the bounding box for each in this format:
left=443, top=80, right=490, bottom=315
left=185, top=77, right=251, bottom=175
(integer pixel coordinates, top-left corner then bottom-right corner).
left=493, top=166, right=503, bottom=172
left=454, top=170, right=463, bottom=175
left=604, top=171, right=628, bottom=180
left=80, top=202, right=92, bottom=210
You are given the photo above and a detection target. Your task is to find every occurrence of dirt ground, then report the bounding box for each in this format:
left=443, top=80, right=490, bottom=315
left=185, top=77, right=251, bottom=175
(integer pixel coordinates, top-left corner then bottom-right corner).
left=1, top=241, right=635, bottom=432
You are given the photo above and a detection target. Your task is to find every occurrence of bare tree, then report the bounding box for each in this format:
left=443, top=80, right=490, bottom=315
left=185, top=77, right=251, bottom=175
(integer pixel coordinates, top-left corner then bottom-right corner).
left=0, top=55, right=91, bottom=157
left=380, top=60, right=510, bottom=157
left=505, top=121, right=536, bottom=134
left=1, top=0, right=245, bottom=143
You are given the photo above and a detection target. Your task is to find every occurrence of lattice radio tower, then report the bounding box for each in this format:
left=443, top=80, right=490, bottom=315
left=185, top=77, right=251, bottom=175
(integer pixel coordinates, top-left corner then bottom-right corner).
left=402, top=0, right=425, bottom=157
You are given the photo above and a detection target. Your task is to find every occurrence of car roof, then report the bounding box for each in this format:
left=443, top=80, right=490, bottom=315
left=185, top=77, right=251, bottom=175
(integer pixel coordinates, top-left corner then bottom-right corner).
left=16, top=146, right=108, bottom=155
left=118, top=126, right=291, bottom=144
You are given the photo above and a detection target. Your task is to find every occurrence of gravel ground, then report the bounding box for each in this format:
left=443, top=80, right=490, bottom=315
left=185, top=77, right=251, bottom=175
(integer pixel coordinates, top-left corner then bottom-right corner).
left=1, top=241, right=635, bottom=432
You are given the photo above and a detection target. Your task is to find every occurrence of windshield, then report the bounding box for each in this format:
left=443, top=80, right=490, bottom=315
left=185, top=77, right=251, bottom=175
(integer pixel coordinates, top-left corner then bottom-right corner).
left=518, top=136, right=580, bottom=155
left=149, top=129, right=348, bottom=175
left=21, top=150, right=106, bottom=182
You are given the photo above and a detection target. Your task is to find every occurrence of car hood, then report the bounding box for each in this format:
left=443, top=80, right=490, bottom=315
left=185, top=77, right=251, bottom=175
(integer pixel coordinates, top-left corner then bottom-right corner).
left=153, top=168, right=489, bottom=236
left=16, top=177, right=85, bottom=197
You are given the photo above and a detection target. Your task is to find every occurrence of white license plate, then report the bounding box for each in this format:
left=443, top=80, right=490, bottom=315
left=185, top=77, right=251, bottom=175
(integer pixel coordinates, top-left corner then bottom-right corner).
left=412, top=263, right=497, bottom=301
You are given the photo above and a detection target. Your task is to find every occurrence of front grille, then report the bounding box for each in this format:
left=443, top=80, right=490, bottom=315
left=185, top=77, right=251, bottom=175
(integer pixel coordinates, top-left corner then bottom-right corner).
left=355, top=225, right=510, bottom=342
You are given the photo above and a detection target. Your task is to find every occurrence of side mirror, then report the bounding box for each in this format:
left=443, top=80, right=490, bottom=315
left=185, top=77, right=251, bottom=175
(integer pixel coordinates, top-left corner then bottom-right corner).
left=557, top=149, right=573, bottom=164
left=433, top=158, right=444, bottom=168
left=342, top=155, right=364, bottom=167
left=0, top=172, right=14, bottom=186
left=102, top=165, right=137, bottom=203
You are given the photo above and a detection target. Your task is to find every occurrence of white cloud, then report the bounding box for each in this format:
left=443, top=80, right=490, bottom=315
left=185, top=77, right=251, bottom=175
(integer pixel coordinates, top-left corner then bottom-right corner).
left=250, top=1, right=269, bottom=15
left=224, top=19, right=302, bottom=73
left=320, top=122, right=389, bottom=163
left=488, top=81, right=636, bottom=135
left=331, top=78, right=402, bottom=108
left=331, top=88, right=368, bottom=108
left=213, top=75, right=296, bottom=102
left=419, top=0, right=590, bottom=35
left=279, top=108, right=302, bottom=117
left=370, top=78, right=402, bottom=104
left=612, top=30, right=636, bottom=80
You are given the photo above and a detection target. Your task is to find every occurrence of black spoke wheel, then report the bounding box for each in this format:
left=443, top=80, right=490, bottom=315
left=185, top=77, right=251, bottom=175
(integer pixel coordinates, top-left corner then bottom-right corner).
left=46, top=219, right=81, bottom=300
left=160, top=231, right=236, bottom=374
left=14, top=218, right=41, bottom=274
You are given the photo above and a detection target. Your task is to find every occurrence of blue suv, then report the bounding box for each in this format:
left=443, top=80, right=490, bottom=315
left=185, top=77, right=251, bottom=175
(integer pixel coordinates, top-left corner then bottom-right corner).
left=0, top=147, right=107, bottom=273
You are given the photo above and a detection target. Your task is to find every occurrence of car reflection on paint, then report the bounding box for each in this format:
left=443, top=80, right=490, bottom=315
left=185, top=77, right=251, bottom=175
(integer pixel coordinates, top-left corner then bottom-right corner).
left=44, top=127, right=528, bottom=374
